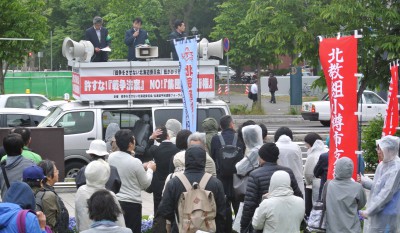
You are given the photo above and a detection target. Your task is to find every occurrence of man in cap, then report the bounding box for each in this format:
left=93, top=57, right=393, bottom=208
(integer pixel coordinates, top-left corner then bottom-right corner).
left=241, top=142, right=303, bottom=232
left=75, top=140, right=121, bottom=194
left=23, top=165, right=46, bottom=194
left=85, top=16, right=111, bottom=62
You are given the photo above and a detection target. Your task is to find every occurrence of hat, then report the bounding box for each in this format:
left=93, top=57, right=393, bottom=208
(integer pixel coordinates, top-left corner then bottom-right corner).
left=23, top=165, right=46, bottom=181
left=86, top=139, right=109, bottom=156
left=258, top=143, right=280, bottom=162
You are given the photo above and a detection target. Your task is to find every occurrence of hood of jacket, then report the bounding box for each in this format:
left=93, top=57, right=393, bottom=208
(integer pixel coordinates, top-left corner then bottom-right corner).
left=202, top=118, right=218, bottom=133
left=105, top=123, right=120, bottom=142
left=308, top=139, right=327, bottom=155
left=185, top=146, right=206, bottom=172
left=173, top=150, right=186, bottom=172
left=3, top=181, right=36, bottom=210
left=378, top=135, right=400, bottom=163
left=85, top=159, right=110, bottom=188
left=242, top=125, right=263, bottom=150
left=0, top=202, right=21, bottom=228
left=334, top=157, right=353, bottom=180
left=276, top=135, right=292, bottom=144
left=267, top=170, right=293, bottom=198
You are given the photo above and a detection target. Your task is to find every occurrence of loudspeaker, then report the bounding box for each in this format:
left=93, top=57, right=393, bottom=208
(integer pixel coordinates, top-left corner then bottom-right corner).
left=62, top=37, right=94, bottom=62
left=208, top=39, right=224, bottom=59
left=197, top=38, right=223, bottom=59
left=135, top=46, right=159, bottom=59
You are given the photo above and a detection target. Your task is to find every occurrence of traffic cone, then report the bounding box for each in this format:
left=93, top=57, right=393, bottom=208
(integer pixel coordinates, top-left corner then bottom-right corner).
left=245, top=85, right=249, bottom=94
left=218, top=85, right=222, bottom=95
left=225, top=85, right=229, bottom=95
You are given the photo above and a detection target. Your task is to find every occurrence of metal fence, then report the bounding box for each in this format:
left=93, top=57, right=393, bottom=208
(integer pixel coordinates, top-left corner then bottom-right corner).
left=5, top=71, right=72, bottom=99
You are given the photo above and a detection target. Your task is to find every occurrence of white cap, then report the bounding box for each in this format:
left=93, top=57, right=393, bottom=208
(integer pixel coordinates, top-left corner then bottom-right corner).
left=86, top=140, right=109, bottom=156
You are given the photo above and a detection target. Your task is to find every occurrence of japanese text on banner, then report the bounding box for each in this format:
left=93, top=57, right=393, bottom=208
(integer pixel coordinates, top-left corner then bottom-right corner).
left=319, top=36, right=358, bottom=180
left=175, top=38, right=198, bottom=132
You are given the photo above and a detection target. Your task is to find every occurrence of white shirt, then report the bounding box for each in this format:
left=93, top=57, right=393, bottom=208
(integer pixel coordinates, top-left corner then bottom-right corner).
left=251, top=83, right=258, bottom=94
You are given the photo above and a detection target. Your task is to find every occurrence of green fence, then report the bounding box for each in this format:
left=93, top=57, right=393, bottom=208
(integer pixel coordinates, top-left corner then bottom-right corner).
left=5, top=71, right=72, bottom=100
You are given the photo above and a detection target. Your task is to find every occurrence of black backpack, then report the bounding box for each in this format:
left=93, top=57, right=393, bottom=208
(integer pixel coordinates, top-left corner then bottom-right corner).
left=35, top=189, right=70, bottom=233
left=216, top=133, right=243, bottom=177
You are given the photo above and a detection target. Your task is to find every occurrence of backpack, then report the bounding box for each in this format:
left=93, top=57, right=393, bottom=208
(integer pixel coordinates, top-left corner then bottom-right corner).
left=216, top=133, right=243, bottom=177
left=175, top=173, right=217, bottom=233
left=17, top=209, right=53, bottom=233
left=35, top=189, right=70, bottom=233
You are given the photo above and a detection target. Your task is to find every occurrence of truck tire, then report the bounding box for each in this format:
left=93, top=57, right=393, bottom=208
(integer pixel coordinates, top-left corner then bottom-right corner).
left=320, top=120, right=330, bottom=127
left=65, top=161, right=86, bottom=178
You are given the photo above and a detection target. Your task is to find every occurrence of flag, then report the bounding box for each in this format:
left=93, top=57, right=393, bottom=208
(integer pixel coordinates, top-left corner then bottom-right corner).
left=174, top=38, right=198, bottom=132
left=319, top=36, right=358, bottom=180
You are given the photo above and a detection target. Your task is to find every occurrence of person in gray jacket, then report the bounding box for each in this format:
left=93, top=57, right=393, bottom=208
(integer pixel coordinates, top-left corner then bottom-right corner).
left=0, top=133, right=35, bottom=199
left=325, top=157, right=366, bottom=233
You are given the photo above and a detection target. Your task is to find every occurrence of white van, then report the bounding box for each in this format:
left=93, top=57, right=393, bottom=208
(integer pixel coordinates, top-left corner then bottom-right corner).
left=215, top=65, right=236, bottom=80
left=38, top=98, right=230, bottom=177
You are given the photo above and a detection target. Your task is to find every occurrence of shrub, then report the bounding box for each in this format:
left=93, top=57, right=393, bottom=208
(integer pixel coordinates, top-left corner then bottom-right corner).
left=361, top=116, right=383, bottom=172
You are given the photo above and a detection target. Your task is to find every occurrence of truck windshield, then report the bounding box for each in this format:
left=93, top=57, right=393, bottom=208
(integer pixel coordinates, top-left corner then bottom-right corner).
left=38, top=107, right=63, bottom=127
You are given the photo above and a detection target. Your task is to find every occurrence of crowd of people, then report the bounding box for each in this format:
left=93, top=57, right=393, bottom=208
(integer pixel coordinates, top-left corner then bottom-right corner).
left=0, top=115, right=400, bottom=232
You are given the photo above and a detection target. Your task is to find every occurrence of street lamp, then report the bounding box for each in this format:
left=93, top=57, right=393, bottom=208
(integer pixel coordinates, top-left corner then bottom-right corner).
left=191, top=27, right=198, bottom=35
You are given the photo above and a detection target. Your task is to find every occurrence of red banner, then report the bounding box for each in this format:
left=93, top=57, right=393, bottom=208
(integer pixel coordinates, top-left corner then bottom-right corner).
left=319, top=36, right=358, bottom=180
left=383, top=63, right=399, bottom=136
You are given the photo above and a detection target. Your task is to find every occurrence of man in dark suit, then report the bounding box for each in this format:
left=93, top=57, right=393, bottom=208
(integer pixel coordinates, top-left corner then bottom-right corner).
left=145, top=126, right=179, bottom=214
left=169, top=19, right=186, bottom=61
left=125, top=17, right=148, bottom=61
left=85, top=16, right=110, bottom=62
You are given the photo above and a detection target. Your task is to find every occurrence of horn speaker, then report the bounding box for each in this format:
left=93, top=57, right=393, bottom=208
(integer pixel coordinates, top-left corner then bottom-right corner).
left=197, top=38, right=224, bottom=59
left=62, top=37, right=94, bottom=62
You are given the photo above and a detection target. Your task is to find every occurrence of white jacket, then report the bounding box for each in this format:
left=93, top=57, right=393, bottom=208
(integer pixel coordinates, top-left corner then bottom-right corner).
left=276, top=135, right=305, bottom=196
left=304, top=140, right=327, bottom=203
left=75, top=160, right=125, bottom=232
left=252, top=170, right=305, bottom=233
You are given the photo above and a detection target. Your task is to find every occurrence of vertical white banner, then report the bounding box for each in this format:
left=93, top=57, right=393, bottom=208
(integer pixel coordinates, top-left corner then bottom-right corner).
left=174, top=38, right=198, bottom=132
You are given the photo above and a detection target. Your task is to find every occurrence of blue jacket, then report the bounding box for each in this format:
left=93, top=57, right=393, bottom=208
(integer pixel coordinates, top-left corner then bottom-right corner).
left=0, top=203, right=45, bottom=233
left=124, top=28, right=148, bottom=61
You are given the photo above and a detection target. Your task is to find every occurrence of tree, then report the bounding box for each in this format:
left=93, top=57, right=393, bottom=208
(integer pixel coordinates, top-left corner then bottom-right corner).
left=0, top=0, right=48, bottom=94
left=246, top=0, right=400, bottom=100
left=211, top=0, right=278, bottom=110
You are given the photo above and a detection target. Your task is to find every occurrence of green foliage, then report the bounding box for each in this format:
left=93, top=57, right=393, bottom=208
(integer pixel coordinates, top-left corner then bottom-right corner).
left=362, top=116, right=400, bottom=172
left=229, top=104, right=265, bottom=115
left=0, top=0, right=48, bottom=93
left=361, top=116, right=383, bottom=172
left=289, top=107, right=300, bottom=115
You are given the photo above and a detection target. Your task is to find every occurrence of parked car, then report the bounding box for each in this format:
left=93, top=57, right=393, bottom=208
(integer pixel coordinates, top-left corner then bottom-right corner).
left=0, top=108, right=50, bottom=127
left=215, top=65, right=236, bottom=80
left=301, top=90, right=387, bottom=126
left=0, top=94, right=50, bottom=109
left=38, top=98, right=230, bottom=178
left=37, top=100, right=72, bottom=112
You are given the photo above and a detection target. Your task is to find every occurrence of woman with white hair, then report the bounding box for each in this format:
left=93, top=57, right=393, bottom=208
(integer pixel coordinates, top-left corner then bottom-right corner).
left=359, top=135, right=400, bottom=232
left=165, top=119, right=182, bottom=144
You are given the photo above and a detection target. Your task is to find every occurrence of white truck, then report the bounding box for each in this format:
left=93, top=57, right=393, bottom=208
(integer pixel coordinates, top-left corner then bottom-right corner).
left=301, top=90, right=388, bottom=126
